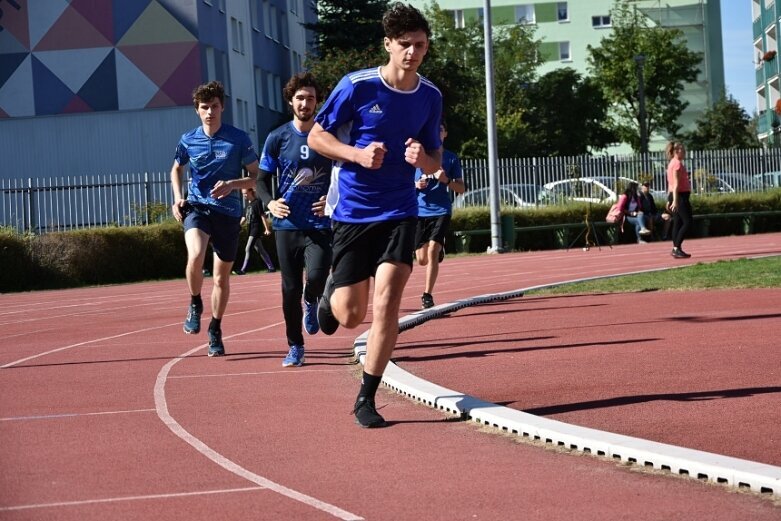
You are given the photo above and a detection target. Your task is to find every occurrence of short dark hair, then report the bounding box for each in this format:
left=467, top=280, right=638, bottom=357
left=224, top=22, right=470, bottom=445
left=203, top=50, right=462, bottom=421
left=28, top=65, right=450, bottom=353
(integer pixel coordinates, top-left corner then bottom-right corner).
left=282, top=72, right=324, bottom=104
left=382, top=2, right=431, bottom=40
left=192, top=81, right=225, bottom=109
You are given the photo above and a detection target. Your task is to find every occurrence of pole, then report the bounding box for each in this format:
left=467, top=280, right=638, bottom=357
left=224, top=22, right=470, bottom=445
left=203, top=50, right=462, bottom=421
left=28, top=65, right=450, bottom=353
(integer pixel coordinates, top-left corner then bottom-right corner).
left=635, top=54, right=648, bottom=172
left=483, top=0, right=502, bottom=253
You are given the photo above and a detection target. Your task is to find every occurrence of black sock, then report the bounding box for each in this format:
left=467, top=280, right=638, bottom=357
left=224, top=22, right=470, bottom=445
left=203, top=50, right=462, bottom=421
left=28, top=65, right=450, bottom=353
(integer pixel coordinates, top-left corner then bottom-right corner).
left=191, top=294, right=203, bottom=309
left=358, top=371, right=382, bottom=400
left=208, top=317, right=221, bottom=332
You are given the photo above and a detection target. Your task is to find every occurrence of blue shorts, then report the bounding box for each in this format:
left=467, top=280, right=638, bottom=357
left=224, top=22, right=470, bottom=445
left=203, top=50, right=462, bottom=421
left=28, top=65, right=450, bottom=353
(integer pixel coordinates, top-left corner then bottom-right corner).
left=183, top=203, right=241, bottom=262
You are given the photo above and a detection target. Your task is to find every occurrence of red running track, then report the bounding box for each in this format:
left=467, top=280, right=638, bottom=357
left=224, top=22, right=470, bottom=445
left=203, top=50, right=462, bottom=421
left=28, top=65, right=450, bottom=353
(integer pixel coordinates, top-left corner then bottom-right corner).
left=0, top=233, right=779, bottom=520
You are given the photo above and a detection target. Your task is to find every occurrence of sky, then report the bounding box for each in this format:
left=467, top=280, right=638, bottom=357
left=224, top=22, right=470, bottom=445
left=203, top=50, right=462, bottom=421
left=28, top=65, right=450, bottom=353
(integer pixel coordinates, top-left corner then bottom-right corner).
left=721, top=1, right=756, bottom=113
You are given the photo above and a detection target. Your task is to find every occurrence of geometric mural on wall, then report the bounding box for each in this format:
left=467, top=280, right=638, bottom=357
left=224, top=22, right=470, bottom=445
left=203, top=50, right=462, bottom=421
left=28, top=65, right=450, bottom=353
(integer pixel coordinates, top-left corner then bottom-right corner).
left=0, top=0, right=202, bottom=119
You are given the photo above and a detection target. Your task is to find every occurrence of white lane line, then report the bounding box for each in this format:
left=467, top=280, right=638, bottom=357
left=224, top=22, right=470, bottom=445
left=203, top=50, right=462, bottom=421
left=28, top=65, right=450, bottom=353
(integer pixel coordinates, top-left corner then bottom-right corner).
left=155, top=322, right=363, bottom=521
left=1, top=305, right=285, bottom=368
left=1, top=322, right=181, bottom=368
left=0, top=486, right=265, bottom=512
left=169, top=369, right=346, bottom=379
left=1, top=408, right=156, bottom=422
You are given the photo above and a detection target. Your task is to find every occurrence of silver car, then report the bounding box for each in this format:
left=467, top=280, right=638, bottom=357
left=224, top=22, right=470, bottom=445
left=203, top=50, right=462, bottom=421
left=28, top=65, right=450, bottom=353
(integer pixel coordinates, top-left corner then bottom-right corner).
left=453, top=184, right=543, bottom=209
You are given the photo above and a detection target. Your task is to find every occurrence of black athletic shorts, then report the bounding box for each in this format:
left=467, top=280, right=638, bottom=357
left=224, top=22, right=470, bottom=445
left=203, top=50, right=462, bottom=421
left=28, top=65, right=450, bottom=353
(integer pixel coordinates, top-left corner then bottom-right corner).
left=331, top=217, right=417, bottom=287
left=415, top=214, right=451, bottom=249
left=183, top=203, right=241, bottom=262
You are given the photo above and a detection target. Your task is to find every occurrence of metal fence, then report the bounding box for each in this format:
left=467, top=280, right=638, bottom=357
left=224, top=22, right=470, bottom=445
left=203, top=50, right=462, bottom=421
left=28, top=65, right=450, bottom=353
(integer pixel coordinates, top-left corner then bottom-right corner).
left=461, top=148, right=781, bottom=199
left=1, top=172, right=173, bottom=233
left=3, top=148, right=781, bottom=234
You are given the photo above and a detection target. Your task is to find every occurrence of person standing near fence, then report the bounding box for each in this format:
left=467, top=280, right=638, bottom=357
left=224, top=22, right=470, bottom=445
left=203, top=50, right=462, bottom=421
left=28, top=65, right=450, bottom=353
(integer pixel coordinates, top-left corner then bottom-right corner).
left=414, top=119, right=464, bottom=309
left=307, top=2, right=443, bottom=428
left=234, top=187, right=275, bottom=275
left=170, top=80, right=260, bottom=357
left=257, top=72, right=332, bottom=368
left=666, top=141, right=692, bottom=258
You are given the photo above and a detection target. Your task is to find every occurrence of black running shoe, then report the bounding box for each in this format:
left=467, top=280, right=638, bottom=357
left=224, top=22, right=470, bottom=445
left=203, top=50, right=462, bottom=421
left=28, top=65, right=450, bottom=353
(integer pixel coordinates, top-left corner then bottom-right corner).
left=207, top=329, right=225, bottom=357
left=317, top=274, right=340, bottom=335
left=671, top=248, right=691, bottom=259
left=353, top=396, right=386, bottom=428
left=421, top=292, right=435, bottom=309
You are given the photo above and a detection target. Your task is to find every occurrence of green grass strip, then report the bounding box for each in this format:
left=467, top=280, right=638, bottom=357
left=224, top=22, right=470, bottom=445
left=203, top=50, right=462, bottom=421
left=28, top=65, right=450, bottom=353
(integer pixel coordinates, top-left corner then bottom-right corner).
left=528, top=256, right=781, bottom=295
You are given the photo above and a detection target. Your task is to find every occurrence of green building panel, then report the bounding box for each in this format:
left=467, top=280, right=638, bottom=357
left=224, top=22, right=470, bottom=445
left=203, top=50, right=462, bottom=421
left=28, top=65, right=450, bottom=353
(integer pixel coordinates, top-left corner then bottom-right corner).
left=491, top=6, right=515, bottom=25
left=535, top=3, right=558, bottom=24
left=538, top=41, right=559, bottom=62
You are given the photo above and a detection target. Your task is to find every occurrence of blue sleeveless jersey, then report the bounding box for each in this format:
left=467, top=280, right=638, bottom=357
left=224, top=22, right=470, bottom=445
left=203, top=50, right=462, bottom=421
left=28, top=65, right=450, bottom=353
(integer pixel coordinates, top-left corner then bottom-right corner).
left=259, top=122, right=331, bottom=230
left=315, top=67, right=443, bottom=223
left=174, top=124, right=257, bottom=218
left=416, top=148, right=463, bottom=217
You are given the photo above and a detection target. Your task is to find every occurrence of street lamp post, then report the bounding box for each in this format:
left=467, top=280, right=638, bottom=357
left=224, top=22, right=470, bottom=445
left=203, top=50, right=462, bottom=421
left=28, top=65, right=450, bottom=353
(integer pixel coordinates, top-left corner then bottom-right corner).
left=634, top=54, right=648, bottom=170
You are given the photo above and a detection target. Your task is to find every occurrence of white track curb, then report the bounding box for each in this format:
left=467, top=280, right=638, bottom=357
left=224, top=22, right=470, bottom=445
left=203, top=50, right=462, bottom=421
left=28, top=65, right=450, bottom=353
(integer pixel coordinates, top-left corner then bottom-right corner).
left=352, top=272, right=781, bottom=498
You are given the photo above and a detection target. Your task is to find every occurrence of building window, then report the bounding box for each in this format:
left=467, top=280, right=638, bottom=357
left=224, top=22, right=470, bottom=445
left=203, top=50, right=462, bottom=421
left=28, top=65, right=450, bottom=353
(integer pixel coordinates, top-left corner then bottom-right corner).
left=205, top=46, right=216, bottom=80
left=281, top=11, right=289, bottom=47
left=231, top=18, right=245, bottom=54
left=451, top=9, right=465, bottom=29
left=270, top=5, right=279, bottom=41
left=274, top=75, right=282, bottom=112
left=592, top=15, right=611, bottom=28
left=290, top=0, right=298, bottom=15
left=220, top=51, right=231, bottom=95
left=217, top=0, right=225, bottom=13
left=557, top=2, right=568, bottom=22
left=255, top=68, right=264, bottom=107
left=262, top=0, right=271, bottom=37
left=250, top=1, right=261, bottom=32
left=235, top=98, right=248, bottom=130
left=559, top=42, right=570, bottom=61
left=515, top=5, right=535, bottom=24
left=266, top=74, right=275, bottom=110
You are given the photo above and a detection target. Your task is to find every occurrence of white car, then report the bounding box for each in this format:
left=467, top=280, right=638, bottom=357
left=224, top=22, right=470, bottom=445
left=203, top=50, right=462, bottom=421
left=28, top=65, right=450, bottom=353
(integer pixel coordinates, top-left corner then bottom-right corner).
left=540, top=177, right=633, bottom=204
left=453, top=184, right=543, bottom=209
left=755, top=171, right=781, bottom=188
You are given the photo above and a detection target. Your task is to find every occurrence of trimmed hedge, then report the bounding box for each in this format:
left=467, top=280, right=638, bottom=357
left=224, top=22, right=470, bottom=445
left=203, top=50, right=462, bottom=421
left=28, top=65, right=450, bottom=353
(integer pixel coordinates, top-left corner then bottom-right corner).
left=449, top=189, right=781, bottom=252
left=1, top=221, right=277, bottom=293
left=2, top=189, right=780, bottom=292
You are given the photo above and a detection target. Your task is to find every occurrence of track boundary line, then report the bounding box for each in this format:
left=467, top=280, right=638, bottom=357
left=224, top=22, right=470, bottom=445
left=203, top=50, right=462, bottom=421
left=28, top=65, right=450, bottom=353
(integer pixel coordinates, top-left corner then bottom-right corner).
left=0, top=486, right=266, bottom=512
left=154, top=322, right=364, bottom=521
left=353, top=260, right=781, bottom=499
left=0, top=408, right=156, bottom=422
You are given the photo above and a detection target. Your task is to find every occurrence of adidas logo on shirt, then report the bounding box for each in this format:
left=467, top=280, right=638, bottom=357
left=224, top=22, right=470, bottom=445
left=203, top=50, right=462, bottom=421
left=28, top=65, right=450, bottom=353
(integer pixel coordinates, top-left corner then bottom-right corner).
left=369, top=104, right=383, bottom=114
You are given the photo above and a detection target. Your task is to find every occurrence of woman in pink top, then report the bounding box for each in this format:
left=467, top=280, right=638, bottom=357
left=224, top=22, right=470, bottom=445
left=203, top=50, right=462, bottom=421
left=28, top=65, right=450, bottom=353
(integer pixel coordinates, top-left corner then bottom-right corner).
left=666, top=141, right=692, bottom=258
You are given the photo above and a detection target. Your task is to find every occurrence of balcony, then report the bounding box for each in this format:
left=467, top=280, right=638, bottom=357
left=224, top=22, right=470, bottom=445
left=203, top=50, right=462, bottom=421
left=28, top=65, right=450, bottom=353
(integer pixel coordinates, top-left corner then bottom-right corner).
left=757, top=109, right=780, bottom=135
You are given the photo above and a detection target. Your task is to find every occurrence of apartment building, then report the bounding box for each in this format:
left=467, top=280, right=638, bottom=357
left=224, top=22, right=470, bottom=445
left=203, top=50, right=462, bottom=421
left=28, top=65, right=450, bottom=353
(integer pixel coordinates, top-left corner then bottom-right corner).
left=753, top=0, right=781, bottom=144
left=407, top=0, right=724, bottom=149
left=0, top=0, right=315, bottom=179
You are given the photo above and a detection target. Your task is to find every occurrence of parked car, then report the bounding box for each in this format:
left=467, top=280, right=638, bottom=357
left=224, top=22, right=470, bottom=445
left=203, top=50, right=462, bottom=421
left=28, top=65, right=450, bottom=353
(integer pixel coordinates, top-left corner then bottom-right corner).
left=693, top=172, right=763, bottom=194
left=755, top=171, right=781, bottom=188
left=540, top=176, right=635, bottom=204
left=453, top=184, right=543, bottom=209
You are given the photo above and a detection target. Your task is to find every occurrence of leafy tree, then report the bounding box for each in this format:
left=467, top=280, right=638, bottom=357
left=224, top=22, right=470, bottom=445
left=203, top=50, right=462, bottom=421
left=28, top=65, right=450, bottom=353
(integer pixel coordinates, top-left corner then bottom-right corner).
left=419, top=4, right=541, bottom=158
left=523, top=68, right=617, bottom=156
left=303, top=0, right=389, bottom=54
left=587, top=2, right=701, bottom=152
left=681, top=93, right=761, bottom=150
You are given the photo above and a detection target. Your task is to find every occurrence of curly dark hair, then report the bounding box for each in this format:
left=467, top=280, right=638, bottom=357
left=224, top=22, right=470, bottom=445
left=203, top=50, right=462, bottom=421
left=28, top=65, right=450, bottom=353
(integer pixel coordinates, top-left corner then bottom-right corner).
left=382, top=2, right=431, bottom=40
left=192, top=81, right=225, bottom=108
left=282, top=72, right=324, bottom=104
